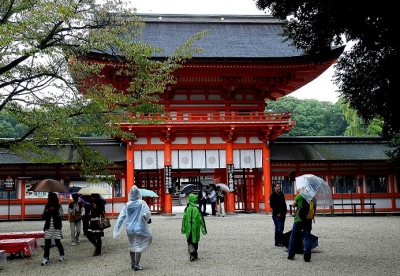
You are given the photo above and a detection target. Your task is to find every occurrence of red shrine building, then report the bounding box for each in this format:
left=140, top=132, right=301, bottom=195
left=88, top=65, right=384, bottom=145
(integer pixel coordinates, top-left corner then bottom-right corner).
left=0, top=14, right=399, bottom=220
left=84, top=14, right=341, bottom=214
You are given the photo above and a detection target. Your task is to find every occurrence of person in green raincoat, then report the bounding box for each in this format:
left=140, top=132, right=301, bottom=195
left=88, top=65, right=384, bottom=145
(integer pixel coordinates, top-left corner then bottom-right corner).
left=181, top=193, right=207, bottom=261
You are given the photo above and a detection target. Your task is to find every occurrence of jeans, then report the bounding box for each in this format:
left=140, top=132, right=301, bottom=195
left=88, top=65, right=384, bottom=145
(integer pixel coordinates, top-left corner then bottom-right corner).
left=70, top=220, right=81, bottom=243
left=198, top=199, right=207, bottom=214
left=272, top=215, right=285, bottom=245
left=210, top=201, right=217, bottom=215
left=287, top=221, right=312, bottom=258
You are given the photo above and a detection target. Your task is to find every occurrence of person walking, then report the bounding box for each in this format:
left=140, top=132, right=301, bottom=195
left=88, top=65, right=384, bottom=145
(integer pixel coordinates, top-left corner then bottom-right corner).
left=198, top=187, right=208, bottom=215
left=208, top=185, right=217, bottom=216
left=287, top=192, right=313, bottom=262
left=68, top=193, right=84, bottom=245
left=41, top=192, right=65, bottom=265
left=80, top=196, right=92, bottom=236
left=113, top=185, right=152, bottom=271
left=181, top=193, right=207, bottom=261
left=216, top=186, right=226, bottom=217
left=269, top=183, right=287, bottom=246
left=87, top=193, right=105, bottom=256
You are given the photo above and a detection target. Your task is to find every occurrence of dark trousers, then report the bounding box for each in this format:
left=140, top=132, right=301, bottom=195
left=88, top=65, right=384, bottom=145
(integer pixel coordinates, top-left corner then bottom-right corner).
left=272, top=215, right=285, bottom=245
left=210, top=201, right=217, bottom=215
left=43, top=239, right=64, bottom=259
left=187, top=233, right=199, bottom=258
left=288, top=221, right=312, bottom=259
left=198, top=199, right=207, bottom=214
left=87, top=232, right=102, bottom=254
left=82, top=215, right=89, bottom=235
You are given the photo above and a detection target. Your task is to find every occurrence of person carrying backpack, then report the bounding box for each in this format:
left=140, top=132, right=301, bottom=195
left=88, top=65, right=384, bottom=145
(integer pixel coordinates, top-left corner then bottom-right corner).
left=287, top=192, right=316, bottom=262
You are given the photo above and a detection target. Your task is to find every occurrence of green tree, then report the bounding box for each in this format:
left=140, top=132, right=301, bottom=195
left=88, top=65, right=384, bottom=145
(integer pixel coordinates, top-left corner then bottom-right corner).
left=337, top=98, right=383, bottom=136
left=266, top=97, right=347, bottom=136
left=256, top=0, right=398, bottom=158
left=0, top=0, right=204, bottom=177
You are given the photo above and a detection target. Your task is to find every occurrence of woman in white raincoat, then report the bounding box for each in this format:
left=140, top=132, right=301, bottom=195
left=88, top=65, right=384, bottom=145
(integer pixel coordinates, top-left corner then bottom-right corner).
left=113, top=185, right=152, bottom=271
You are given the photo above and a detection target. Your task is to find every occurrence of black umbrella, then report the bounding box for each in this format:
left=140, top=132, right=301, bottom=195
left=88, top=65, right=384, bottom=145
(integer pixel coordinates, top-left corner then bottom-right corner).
left=68, top=186, right=82, bottom=194
left=180, top=184, right=197, bottom=194
left=282, top=230, right=318, bottom=254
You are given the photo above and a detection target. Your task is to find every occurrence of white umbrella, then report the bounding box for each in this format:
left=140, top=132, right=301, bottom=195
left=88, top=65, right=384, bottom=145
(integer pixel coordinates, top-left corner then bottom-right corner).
left=79, top=186, right=111, bottom=195
left=216, top=183, right=231, bottom=192
left=295, top=174, right=333, bottom=209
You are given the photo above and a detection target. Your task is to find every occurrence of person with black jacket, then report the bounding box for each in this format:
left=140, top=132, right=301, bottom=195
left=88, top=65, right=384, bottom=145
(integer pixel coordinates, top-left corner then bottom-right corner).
left=41, top=192, right=65, bottom=266
left=87, top=193, right=105, bottom=256
left=269, top=184, right=287, bottom=246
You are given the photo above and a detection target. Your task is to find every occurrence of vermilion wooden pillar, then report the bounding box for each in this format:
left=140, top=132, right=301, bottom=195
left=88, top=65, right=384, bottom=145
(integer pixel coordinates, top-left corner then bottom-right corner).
left=126, top=141, right=134, bottom=195
left=226, top=140, right=235, bottom=213
left=263, top=142, right=272, bottom=212
left=164, top=141, right=172, bottom=214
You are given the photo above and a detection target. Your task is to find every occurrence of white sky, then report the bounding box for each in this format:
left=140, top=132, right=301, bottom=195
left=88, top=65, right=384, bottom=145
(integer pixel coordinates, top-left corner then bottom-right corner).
left=131, top=0, right=341, bottom=103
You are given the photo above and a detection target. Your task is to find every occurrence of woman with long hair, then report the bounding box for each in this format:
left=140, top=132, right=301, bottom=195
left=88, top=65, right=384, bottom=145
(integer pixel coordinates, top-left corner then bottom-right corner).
left=41, top=192, right=65, bottom=265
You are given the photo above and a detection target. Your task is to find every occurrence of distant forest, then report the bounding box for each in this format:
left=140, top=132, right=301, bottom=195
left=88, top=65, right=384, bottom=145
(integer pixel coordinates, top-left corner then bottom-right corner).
left=0, top=96, right=382, bottom=138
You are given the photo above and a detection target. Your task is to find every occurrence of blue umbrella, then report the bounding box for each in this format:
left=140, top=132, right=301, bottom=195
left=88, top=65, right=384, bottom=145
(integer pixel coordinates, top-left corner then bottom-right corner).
left=139, top=189, right=159, bottom=197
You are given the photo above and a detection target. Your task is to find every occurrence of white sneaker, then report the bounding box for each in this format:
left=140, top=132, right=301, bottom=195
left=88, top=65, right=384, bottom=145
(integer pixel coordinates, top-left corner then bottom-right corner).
left=59, top=255, right=65, bottom=262
left=41, top=258, right=49, bottom=266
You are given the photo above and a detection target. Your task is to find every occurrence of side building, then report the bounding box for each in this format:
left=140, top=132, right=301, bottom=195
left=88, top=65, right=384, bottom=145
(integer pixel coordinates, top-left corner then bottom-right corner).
left=0, top=136, right=398, bottom=220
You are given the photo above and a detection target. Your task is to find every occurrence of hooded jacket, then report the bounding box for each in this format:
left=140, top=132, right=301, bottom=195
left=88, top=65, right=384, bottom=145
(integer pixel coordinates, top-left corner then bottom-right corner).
left=113, top=186, right=152, bottom=252
left=181, top=194, right=207, bottom=243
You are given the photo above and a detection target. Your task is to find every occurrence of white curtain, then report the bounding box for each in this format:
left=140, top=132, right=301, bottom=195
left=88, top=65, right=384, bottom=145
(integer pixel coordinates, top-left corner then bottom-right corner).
left=233, top=149, right=262, bottom=169
left=134, top=150, right=164, bottom=169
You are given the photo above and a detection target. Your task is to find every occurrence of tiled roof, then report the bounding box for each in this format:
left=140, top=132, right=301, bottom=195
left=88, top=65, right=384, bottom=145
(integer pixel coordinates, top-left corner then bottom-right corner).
left=271, top=137, right=390, bottom=161
left=0, top=138, right=126, bottom=164
left=0, top=137, right=390, bottom=165
left=135, top=14, right=303, bottom=59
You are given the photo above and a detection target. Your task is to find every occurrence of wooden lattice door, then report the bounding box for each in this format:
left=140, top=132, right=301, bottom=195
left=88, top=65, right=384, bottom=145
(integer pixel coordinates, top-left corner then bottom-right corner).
left=134, top=170, right=162, bottom=213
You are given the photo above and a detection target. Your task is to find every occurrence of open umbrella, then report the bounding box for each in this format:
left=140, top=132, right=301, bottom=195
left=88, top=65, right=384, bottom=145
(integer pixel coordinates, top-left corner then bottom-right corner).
left=139, top=188, right=159, bottom=197
left=295, top=174, right=333, bottom=209
left=180, top=184, right=197, bottom=195
left=216, top=183, right=230, bottom=192
left=79, top=186, right=111, bottom=195
left=28, top=179, right=68, bottom=193
left=68, top=186, right=82, bottom=194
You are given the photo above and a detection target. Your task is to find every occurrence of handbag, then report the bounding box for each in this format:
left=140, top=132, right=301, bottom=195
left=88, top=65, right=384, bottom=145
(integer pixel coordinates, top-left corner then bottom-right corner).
left=97, top=217, right=111, bottom=230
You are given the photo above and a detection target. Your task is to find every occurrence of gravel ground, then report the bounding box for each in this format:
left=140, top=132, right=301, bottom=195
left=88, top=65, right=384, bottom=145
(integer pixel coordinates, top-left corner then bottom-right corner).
left=1, top=209, right=400, bottom=276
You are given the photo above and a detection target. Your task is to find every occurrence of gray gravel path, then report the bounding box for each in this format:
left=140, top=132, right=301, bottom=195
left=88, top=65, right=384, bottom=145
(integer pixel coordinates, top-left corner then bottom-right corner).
left=1, top=210, right=399, bottom=276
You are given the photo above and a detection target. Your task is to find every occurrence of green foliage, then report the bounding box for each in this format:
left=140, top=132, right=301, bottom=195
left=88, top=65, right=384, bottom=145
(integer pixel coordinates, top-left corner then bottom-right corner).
left=266, top=97, right=347, bottom=136
left=337, top=98, right=383, bottom=136
left=256, top=0, right=397, bottom=156
left=0, top=0, right=206, bottom=177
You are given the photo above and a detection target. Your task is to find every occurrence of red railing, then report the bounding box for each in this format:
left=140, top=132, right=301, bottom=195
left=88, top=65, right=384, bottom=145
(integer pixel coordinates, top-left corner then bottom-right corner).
left=122, top=111, right=293, bottom=125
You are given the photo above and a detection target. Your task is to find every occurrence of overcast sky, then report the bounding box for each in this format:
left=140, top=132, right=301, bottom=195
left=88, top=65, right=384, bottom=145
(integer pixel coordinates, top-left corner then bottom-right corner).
left=131, top=0, right=341, bottom=103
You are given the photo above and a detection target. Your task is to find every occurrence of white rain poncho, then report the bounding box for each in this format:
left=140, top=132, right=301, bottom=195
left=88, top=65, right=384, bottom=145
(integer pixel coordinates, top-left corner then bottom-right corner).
left=113, top=185, right=152, bottom=252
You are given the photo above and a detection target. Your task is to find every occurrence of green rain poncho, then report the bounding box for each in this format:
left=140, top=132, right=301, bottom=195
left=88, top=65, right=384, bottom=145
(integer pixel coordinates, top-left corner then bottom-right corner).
left=181, top=194, right=207, bottom=243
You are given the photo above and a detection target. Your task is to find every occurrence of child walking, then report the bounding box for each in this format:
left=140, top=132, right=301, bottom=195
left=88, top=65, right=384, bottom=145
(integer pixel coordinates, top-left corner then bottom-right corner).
left=181, top=193, right=207, bottom=261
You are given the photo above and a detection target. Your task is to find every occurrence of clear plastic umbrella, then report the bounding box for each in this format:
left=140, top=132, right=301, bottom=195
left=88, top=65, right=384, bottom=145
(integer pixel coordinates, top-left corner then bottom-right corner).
left=295, top=174, right=333, bottom=209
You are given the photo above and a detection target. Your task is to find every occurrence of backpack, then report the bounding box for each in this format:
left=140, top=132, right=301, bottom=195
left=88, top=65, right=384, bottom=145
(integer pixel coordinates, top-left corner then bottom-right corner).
left=299, top=199, right=316, bottom=221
